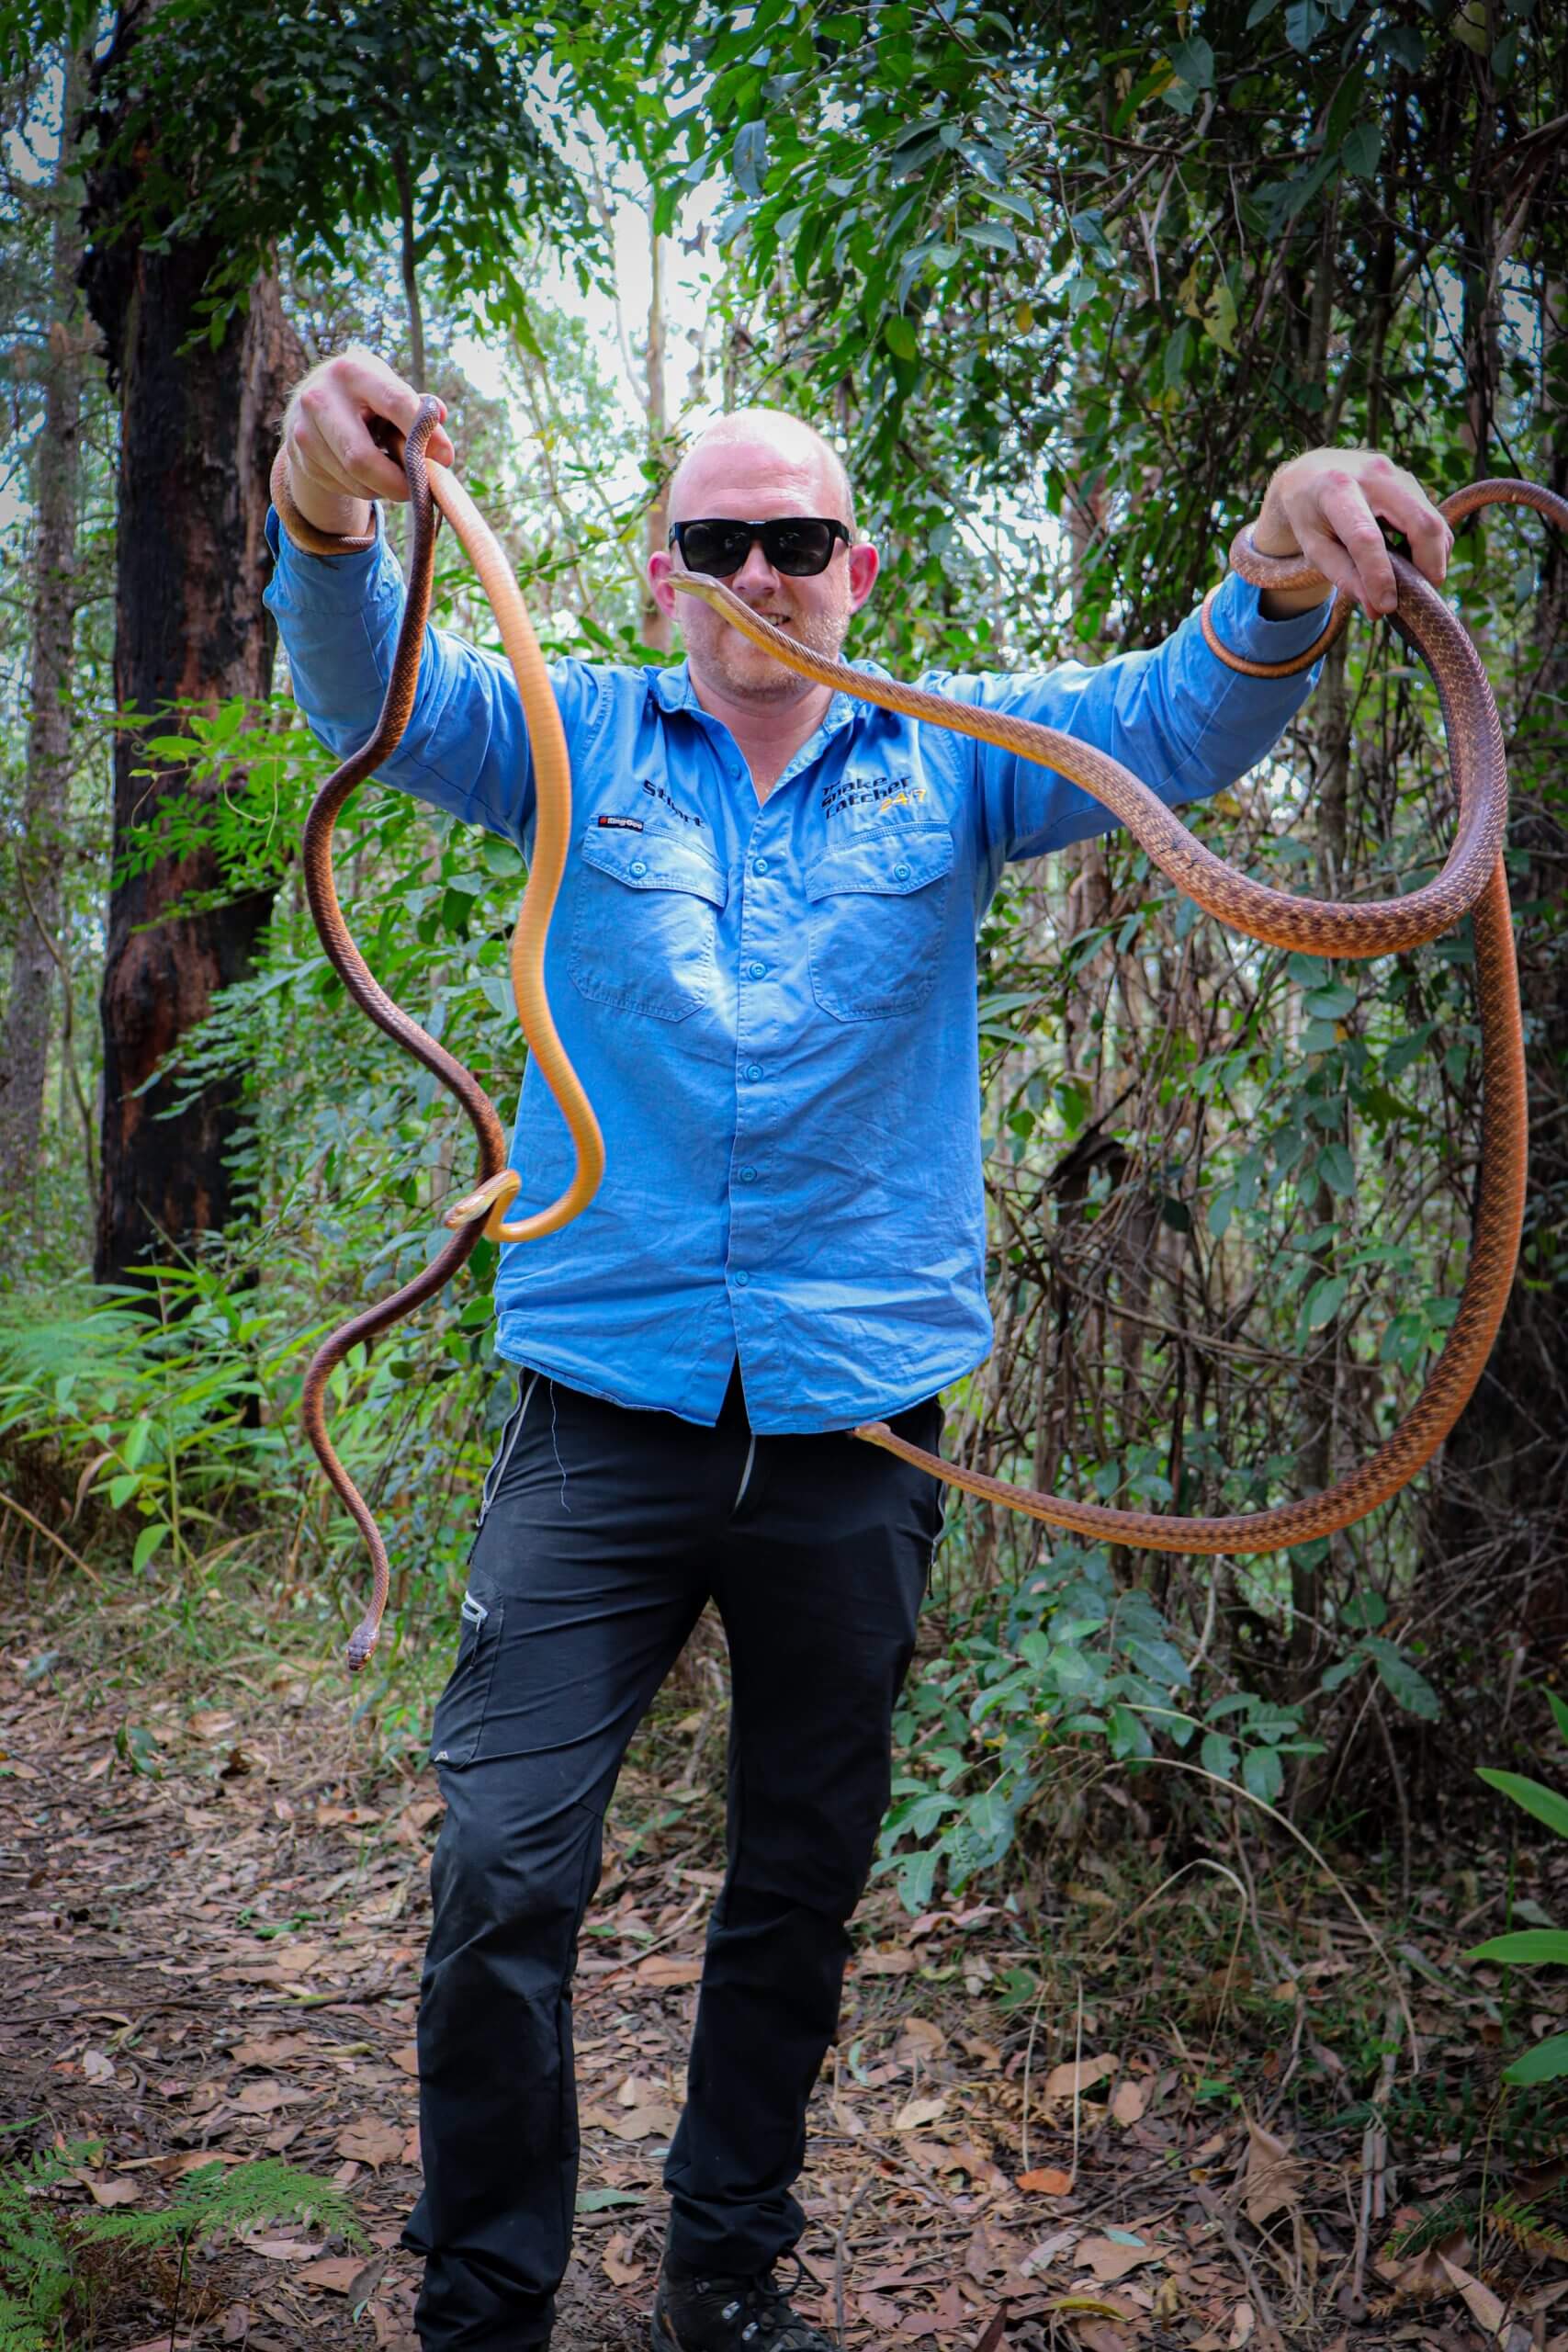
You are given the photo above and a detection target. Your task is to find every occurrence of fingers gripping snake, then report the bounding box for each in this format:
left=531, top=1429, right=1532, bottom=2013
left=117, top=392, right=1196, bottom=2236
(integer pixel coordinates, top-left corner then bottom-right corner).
left=297, top=395, right=1563, bottom=1667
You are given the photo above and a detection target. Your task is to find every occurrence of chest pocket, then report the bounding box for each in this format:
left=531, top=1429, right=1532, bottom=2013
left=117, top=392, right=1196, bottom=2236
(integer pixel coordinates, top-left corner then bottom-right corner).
left=570, top=825, right=728, bottom=1022
left=804, top=825, right=956, bottom=1022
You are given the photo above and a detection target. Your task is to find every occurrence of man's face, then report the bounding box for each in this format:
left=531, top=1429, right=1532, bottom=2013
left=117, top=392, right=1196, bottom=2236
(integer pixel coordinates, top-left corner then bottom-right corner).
left=648, top=435, right=879, bottom=707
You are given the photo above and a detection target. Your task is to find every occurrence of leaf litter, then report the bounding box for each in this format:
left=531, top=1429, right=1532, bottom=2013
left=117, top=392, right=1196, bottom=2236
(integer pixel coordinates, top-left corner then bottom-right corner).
left=2, top=1608, right=1565, bottom=2350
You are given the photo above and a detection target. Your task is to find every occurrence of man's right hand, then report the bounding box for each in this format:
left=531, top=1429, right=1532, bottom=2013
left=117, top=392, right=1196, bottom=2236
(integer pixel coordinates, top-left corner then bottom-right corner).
left=280, top=347, right=457, bottom=539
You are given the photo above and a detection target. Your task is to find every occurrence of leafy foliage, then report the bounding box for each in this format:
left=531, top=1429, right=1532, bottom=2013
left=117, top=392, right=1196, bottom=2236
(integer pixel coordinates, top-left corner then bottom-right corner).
left=0, top=2128, right=360, bottom=2350
left=1468, top=1691, right=1568, bottom=2086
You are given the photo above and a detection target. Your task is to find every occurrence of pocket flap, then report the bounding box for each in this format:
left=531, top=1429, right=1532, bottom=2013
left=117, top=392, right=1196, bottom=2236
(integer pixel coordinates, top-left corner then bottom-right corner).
left=805, top=825, right=955, bottom=902
left=580, top=824, right=728, bottom=907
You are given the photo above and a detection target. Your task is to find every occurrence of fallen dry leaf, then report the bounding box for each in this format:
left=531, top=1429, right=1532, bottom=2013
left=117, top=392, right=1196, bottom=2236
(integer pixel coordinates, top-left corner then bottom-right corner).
left=858, top=1945, right=919, bottom=1974
left=296, top=2256, right=365, bottom=2294
left=1242, top=2119, right=1303, bottom=2228
left=635, top=1954, right=702, bottom=1986
left=894, top=2093, right=949, bottom=2132
left=1076, top=2233, right=1161, bottom=2283
left=1438, top=2253, right=1508, bottom=2338
left=1017, top=2165, right=1074, bottom=2195
left=607, top=2102, right=681, bottom=2141
left=602, top=2231, right=645, bottom=2287
left=77, top=2171, right=140, bottom=2207
left=81, top=2048, right=116, bottom=2083
left=1110, top=2076, right=1147, bottom=2126
left=1043, top=2053, right=1118, bottom=2102
left=335, top=2116, right=405, bottom=2170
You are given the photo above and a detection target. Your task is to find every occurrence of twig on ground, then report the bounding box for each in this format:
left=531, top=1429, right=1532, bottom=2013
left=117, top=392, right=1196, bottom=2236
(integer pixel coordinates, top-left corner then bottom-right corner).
left=831, top=2177, right=874, bottom=2345
left=1193, top=2186, right=1287, bottom=2352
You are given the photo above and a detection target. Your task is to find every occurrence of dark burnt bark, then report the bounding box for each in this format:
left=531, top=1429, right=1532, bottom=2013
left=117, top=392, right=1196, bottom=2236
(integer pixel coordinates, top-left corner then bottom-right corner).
left=83, top=7, right=302, bottom=1281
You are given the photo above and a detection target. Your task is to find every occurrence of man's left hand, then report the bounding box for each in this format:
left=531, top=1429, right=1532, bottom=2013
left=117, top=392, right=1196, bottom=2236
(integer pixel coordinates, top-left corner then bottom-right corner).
left=1251, top=447, right=1453, bottom=620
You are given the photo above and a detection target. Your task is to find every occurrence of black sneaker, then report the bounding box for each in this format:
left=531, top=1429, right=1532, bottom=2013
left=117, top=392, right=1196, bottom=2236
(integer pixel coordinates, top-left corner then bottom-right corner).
left=650, top=2254, right=836, bottom=2350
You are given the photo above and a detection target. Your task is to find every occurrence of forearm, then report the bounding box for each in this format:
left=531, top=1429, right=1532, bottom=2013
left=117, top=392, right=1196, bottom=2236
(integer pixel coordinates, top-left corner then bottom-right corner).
left=262, top=508, right=539, bottom=842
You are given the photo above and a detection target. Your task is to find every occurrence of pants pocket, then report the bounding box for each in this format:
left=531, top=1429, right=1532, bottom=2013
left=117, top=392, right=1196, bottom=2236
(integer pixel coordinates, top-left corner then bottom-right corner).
left=430, top=1587, right=505, bottom=1769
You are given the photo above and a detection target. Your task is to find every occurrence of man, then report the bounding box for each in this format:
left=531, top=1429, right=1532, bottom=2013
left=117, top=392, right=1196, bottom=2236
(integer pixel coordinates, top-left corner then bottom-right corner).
left=267, top=349, right=1451, bottom=2352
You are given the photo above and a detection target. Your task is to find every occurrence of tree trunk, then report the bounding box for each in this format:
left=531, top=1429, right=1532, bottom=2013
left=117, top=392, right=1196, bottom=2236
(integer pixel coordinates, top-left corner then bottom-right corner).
left=84, top=114, right=301, bottom=1278
left=1425, top=276, right=1568, bottom=1644
left=640, top=202, right=673, bottom=654
left=0, top=42, right=89, bottom=1220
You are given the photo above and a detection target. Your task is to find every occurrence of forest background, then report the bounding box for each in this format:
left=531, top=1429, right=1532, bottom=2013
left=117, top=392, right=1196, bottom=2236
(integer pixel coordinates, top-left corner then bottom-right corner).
left=2, top=0, right=1568, bottom=2342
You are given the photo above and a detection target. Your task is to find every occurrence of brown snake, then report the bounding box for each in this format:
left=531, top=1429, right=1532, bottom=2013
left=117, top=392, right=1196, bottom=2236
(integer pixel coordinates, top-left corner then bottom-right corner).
left=295, top=399, right=1563, bottom=1664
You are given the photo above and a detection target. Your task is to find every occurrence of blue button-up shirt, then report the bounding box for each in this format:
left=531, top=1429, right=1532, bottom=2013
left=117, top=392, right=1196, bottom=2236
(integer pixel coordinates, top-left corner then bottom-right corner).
left=264, top=508, right=1326, bottom=1432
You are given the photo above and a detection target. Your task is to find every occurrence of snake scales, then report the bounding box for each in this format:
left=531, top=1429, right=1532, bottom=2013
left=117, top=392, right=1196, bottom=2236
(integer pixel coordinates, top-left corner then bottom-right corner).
left=296, top=395, right=1563, bottom=1667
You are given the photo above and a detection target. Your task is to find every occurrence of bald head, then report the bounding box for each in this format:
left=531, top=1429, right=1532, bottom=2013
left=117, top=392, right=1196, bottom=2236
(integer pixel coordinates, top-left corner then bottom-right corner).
left=667, top=407, right=856, bottom=533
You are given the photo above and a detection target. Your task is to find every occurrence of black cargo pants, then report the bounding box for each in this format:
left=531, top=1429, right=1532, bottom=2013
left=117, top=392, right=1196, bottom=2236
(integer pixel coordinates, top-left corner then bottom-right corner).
left=401, top=1366, right=944, bottom=2350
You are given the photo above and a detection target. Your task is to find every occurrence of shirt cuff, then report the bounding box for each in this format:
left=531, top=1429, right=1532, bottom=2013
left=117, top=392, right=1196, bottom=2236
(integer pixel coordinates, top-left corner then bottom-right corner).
left=264, top=503, right=400, bottom=614
left=1204, top=564, right=1332, bottom=663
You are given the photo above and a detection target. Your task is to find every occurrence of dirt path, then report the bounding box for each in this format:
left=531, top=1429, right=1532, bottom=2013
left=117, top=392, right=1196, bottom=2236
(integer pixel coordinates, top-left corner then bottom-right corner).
left=0, top=1595, right=1528, bottom=2352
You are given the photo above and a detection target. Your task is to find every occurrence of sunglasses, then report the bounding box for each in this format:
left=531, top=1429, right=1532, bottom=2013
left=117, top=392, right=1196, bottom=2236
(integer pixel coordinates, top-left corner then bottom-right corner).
left=667, top=516, right=852, bottom=578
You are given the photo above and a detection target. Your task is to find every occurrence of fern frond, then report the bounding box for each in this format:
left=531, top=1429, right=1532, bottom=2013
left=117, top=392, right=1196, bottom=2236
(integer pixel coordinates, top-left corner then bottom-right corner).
left=81, top=2158, right=364, bottom=2254
left=1491, top=2194, right=1568, bottom=2261
left=0, top=2292, right=51, bottom=2352
left=1384, top=2196, right=1473, bottom=2256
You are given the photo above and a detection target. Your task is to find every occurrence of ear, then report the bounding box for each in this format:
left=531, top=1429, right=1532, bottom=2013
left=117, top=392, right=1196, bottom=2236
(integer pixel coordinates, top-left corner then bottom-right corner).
left=846, top=540, right=879, bottom=611
left=647, top=545, right=678, bottom=620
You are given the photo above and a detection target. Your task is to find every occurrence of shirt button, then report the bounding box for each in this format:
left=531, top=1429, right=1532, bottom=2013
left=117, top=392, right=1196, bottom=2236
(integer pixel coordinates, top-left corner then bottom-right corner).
left=747, top=959, right=767, bottom=980
left=732, top=1269, right=750, bottom=1287
left=753, top=855, right=770, bottom=875
left=894, top=860, right=911, bottom=881
left=739, top=1166, right=759, bottom=1184
left=630, top=858, right=648, bottom=877
left=745, top=1062, right=763, bottom=1081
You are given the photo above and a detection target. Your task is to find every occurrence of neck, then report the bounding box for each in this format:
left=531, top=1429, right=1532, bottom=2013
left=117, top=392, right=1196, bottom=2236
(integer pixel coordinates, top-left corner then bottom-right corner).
left=689, top=670, right=834, bottom=801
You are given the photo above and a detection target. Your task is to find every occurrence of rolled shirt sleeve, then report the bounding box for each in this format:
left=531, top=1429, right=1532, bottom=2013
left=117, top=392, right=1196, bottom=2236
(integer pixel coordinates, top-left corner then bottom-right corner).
left=921, top=566, right=1333, bottom=868
left=262, top=505, right=604, bottom=852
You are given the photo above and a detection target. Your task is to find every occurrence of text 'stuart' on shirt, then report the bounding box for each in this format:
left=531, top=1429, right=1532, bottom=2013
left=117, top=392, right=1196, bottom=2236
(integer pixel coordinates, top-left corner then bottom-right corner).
left=263, top=505, right=1329, bottom=1433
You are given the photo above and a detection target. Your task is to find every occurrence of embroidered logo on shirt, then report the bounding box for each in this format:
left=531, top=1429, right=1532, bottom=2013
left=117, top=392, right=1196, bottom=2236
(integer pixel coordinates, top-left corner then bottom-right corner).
left=597, top=814, right=645, bottom=831
left=823, top=774, right=927, bottom=821
left=640, top=778, right=706, bottom=829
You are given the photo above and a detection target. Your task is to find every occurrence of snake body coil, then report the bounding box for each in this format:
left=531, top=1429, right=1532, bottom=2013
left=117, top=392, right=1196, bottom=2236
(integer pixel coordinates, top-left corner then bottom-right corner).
left=298, top=406, right=1562, bottom=1661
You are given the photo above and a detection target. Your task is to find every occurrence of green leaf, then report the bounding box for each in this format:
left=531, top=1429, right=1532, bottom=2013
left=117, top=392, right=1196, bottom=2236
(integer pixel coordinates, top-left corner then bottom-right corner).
left=884, top=314, right=919, bottom=361
left=1478, top=1769, right=1568, bottom=1840
left=1503, top=2033, right=1568, bottom=2085
left=1304, top=1275, right=1347, bottom=1330
left=1317, top=1142, right=1356, bottom=1196
left=1548, top=1690, right=1568, bottom=1746
left=1367, top=1637, right=1439, bottom=1722
left=1285, top=0, right=1326, bottom=48
left=132, top=1522, right=170, bottom=1572
left=732, top=120, right=768, bottom=198
left=1168, top=33, right=1214, bottom=88
left=1340, top=122, right=1382, bottom=179
left=576, top=2188, right=644, bottom=2212
left=960, top=220, right=1017, bottom=254
left=107, top=1473, right=141, bottom=1510
left=1243, top=1746, right=1284, bottom=1804
left=1467, top=1929, right=1568, bottom=1965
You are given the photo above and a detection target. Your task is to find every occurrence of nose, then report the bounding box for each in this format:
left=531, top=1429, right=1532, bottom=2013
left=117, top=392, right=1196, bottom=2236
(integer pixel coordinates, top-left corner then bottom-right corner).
left=731, top=537, right=783, bottom=600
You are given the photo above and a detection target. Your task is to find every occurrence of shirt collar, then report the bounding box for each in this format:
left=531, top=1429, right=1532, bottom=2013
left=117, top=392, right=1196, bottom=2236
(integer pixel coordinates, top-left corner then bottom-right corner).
left=648, top=660, right=876, bottom=741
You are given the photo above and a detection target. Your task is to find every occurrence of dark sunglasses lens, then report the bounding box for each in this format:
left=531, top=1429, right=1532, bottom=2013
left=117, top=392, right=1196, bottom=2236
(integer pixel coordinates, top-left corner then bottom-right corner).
left=680, top=523, right=752, bottom=575
left=764, top=521, right=835, bottom=575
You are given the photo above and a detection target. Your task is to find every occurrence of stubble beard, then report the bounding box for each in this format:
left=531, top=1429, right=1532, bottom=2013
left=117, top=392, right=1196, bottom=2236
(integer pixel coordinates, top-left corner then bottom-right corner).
left=695, top=598, right=851, bottom=705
